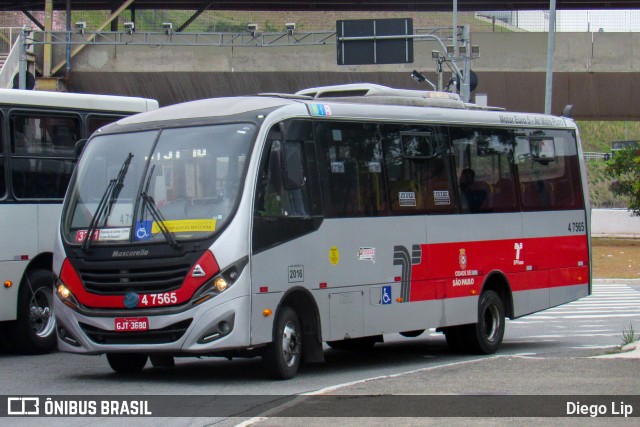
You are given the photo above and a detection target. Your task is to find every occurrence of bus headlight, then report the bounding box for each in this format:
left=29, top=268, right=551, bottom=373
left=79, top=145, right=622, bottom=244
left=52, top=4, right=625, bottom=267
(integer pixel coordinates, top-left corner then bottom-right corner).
left=192, top=256, right=248, bottom=306
left=213, top=277, right=228, bottom=292
left=56, top=282, right=79, bottom=309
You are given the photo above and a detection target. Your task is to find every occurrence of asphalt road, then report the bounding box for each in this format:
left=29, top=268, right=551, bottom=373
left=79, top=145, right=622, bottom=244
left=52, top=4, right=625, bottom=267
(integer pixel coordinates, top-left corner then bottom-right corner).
left=1, top=281, right=638, bottom=426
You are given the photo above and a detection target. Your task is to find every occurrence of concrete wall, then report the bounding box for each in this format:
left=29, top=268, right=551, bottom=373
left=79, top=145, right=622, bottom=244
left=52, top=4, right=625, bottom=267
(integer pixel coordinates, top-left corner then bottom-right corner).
left=43, top=31, right=640, bottom=118
left=61, top=32, right=640, bottom=74
left=592, top=209, right=640, bottom=238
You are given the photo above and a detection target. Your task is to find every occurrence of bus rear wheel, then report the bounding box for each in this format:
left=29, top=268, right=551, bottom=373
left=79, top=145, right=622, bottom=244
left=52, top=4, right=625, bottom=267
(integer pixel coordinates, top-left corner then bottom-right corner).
left=263, top=306, right=302, bottom=380
left=467, top=290, right=505, bottom=354
left=107, top=353, right=148, bottom=373
left=443, top=326, right=466, bottom=352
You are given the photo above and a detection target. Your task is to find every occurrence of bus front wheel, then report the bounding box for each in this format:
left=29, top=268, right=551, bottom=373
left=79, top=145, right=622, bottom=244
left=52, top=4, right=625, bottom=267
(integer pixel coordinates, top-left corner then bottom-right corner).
left=107, top=353, right=148, bottom=374
left=10, top=270, right=57, bottom=354
left=263, top=306, right=302, bottom=380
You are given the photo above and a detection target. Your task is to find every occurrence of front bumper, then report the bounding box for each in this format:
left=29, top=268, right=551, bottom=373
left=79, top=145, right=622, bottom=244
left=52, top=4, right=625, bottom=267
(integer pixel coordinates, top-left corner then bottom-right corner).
left=54, top=294, right=251, bottom=355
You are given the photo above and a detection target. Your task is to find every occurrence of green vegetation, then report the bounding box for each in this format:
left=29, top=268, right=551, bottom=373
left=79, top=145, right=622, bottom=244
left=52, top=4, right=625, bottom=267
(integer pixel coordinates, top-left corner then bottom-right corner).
left=577, top=121, right=640, bottom=153
left=621, top=323, right=638, bottom=346
left=577, top=121, right=639, bottom=209
left=604, top=147, right=640, bottom=215
left=586, top=163, right=628, bottom=209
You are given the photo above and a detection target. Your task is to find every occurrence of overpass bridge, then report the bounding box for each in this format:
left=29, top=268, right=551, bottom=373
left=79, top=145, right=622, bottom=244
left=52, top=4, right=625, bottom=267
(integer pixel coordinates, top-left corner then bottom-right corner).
left=1, top=0, right=639, bottom=119
left=33, top=29, right=640, bottom=120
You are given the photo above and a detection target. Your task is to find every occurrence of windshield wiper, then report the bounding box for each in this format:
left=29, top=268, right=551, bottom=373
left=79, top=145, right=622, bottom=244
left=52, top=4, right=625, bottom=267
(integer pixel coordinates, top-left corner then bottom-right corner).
left=140, top=191, right=180, bottom=250
left=81, top=153, right=133, bottom=253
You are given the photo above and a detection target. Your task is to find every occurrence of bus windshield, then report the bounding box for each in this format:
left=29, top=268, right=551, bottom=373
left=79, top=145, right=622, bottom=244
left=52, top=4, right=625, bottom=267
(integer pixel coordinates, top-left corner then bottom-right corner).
left=62, top=123, right=255, bottom=246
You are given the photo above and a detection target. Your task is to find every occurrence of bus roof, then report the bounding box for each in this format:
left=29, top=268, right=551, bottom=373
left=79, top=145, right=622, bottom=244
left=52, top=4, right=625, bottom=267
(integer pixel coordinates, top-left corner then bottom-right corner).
left=110, top=84, right=576, bottom=131
left=0, top=88, right=158, bottom=113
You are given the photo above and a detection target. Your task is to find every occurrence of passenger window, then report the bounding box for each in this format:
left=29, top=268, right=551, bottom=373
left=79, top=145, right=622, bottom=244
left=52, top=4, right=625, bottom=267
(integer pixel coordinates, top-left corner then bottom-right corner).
left=10, top=113, right=80, bottom=200
left=0, top=114, right=4, bottom=198
left=451, top=127, right=518, bottom=213
left=315, top=122, right=386, bottom=217
left=515, top=130, right=584, bottom=211
left=86, top=114, right=126, bottom=136
left=381, top=124, right=455, bottom=215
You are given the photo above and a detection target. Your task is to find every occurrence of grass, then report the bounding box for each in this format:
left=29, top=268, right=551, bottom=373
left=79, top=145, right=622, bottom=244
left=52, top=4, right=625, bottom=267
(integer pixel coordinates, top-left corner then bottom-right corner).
left=592, top=238, right=640, bottom=279
left=621, top=323, right=638, bottom=346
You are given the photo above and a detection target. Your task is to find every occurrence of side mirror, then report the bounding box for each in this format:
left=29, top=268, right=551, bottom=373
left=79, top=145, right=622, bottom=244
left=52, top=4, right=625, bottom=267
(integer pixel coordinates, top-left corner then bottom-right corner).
left=74, top=139, right=87, bottom=160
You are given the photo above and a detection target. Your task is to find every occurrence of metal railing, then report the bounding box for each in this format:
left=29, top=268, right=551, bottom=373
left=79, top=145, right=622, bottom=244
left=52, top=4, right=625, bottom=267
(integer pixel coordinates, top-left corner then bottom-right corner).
left=583, top=152, right=609, bottom=162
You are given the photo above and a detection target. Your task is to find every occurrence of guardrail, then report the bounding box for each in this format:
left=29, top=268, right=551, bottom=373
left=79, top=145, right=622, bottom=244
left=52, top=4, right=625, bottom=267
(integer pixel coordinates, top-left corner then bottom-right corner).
left=584, top=152, right=609, bottom=162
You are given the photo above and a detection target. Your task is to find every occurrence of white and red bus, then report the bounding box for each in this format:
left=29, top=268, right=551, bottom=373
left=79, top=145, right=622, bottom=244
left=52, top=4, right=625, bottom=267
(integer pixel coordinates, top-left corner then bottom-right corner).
left=0, top=88, right=158, bottom=353
left=53, top=84, right=590, bottom=378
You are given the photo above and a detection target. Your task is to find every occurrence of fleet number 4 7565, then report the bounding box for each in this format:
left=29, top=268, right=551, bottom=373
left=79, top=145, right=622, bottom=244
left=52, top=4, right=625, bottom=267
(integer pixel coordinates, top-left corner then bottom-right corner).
left=140, top=292, right=177, bottom=306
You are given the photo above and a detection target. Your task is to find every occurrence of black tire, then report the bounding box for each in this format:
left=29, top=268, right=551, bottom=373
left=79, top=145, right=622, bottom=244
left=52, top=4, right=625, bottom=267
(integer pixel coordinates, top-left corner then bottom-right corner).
left=149, top=354, right=175, bottom=368
left=443, top=326, right=467, bottom=353
left=7, top=269, right=57, bottom=354
left=107, top=353, right=148, bottom=373
left=263, top=306, right=302, bottom=380
left=466, top=290, right=505, bottom=354
left=326, top=335, right=379, bottom=351
left=400, top=329, right=425, bottom=338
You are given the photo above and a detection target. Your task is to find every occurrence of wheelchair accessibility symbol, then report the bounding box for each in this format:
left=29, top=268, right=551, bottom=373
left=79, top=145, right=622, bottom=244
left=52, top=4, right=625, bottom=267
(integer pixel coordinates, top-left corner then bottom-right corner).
left=382, top=285, right=392, bottom=305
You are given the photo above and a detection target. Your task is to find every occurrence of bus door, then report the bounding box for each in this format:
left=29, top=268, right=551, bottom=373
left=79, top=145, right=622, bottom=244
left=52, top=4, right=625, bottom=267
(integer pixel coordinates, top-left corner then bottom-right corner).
left=251, top=119, right=323, bottom=342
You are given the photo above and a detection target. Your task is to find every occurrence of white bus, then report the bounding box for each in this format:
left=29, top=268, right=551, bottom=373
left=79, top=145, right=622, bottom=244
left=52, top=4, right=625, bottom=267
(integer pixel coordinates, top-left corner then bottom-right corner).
left=53, top=84, right=590, bottom=378
left=0, top=88, right=158, bottom=353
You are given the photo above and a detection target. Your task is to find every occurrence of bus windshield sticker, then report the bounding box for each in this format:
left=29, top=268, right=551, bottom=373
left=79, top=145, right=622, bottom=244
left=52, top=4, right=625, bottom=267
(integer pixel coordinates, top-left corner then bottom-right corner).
left=398, top=192, right=416, bottom=207
left=134, top=220, right=153, bottom=241
left=75, top=228, right=130, bottom=242
left=98, top=228, right=130, bottom=241
left=358, top=247, right=376, bottom=264
left=105, top=203, right=134, bottom=227
left=331, top=161, right=345, bottom=173
left=433, top=190, right=451, bottom=205
left=329, top=246, right=340, bottom=265
left=150, top=219, right=216, bottom=234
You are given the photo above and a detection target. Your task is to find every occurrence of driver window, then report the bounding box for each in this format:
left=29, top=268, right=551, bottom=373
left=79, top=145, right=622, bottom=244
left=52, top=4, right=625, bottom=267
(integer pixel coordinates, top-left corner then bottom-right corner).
left=256, top=126, right=310, bottom=218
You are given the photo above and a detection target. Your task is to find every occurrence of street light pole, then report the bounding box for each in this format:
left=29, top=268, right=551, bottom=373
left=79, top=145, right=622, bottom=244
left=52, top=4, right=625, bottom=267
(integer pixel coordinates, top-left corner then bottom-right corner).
left=545, top=0, right=557, bottom=114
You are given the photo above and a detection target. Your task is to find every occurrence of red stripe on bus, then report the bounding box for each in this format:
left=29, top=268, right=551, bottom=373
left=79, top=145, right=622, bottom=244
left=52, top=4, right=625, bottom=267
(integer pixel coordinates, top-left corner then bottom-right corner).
left=408, top=235, right=589, bottom=301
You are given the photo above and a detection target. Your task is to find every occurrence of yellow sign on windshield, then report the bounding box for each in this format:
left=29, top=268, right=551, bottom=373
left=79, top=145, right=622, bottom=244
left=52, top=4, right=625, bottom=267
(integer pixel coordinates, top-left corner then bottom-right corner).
left=152, top=219, right=217, bottom=234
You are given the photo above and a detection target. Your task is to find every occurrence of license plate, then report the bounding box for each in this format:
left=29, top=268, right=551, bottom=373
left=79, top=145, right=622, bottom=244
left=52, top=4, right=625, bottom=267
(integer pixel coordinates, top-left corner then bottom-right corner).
left=115, top=317, right=149, bottom=332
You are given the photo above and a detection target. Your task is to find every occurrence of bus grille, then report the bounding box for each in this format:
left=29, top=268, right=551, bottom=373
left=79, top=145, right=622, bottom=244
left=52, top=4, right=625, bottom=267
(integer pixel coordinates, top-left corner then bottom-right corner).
left=79, top=263, right=191, bottom=295
left=79, top=319, right=192, bottom=345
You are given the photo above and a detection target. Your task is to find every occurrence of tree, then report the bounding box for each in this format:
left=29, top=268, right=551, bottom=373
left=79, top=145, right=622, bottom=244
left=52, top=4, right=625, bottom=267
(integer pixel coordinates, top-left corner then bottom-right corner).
left=605, top=148, right=640, bottom=216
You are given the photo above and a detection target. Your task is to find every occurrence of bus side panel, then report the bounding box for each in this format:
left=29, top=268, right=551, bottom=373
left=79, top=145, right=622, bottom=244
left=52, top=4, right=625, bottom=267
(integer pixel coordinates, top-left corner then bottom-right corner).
left=250, top=226, right=327, bottom=345
left=321, top=216, right=428, bottom=341
left=0, top=205, right=40, bottom=321
left=0, top=262, right=25, bottom=321
left=37, top=204, right=63, bottom=254
left=0, top=205, right=39, bottom=260
left=512, top=210, right=590, bottom=317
